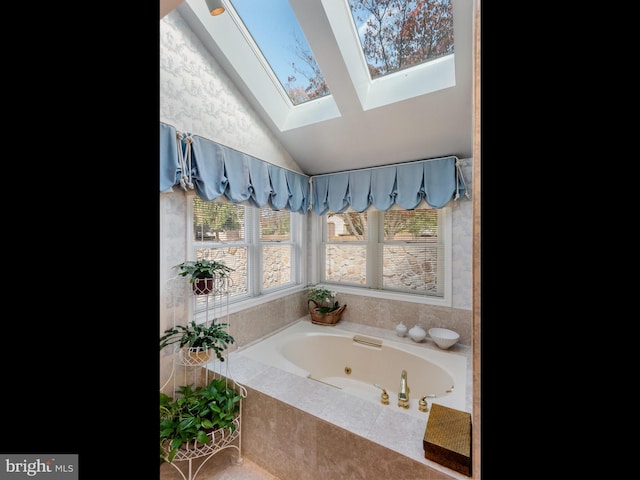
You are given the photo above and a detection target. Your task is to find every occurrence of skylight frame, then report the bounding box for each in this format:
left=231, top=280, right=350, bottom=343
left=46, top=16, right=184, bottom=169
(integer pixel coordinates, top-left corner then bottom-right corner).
left=226, top=0, right=332, bottom=108
left=179, top=0, right=459, bottom=132
left=322, top=0, right=456, bottom=111
left=181, top=0, right=341, bottom=132
left=224, top=1, right=296, bottom=108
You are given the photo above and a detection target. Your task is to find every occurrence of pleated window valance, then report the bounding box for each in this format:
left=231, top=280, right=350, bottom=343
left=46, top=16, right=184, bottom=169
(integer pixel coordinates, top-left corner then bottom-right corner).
left=160, top=122, right=310, bottom=214
left=161, top=123, right=468, bottom=215
left=311, top=156, right=468, bottom=215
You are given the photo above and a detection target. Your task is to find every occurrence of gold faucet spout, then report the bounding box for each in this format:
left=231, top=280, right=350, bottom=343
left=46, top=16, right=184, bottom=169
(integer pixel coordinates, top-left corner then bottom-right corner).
left=398, top=369, right=410, bottom=408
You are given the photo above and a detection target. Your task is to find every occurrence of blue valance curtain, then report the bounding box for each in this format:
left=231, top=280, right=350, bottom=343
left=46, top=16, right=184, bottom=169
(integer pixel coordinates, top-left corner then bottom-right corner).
left=311, top=156, right=467, bottom=215
left=160, top=122, right=310, bottom=214
left=160, top=122, right=182, bottom=192
left=161, top=122, right=467, bottom=215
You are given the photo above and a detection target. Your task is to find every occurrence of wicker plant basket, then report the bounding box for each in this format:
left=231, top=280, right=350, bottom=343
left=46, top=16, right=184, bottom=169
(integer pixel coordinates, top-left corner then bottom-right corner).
left=308, top=300, right=347, bottom=326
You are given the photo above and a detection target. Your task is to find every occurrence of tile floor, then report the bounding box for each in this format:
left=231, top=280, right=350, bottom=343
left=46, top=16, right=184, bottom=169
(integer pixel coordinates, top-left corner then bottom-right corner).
left=160, top=448, right=279, bottom=480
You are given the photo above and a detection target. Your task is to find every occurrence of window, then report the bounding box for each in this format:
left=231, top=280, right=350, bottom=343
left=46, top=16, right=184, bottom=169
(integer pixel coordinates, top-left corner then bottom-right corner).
left=321, top=206, right=451, bottom=305
left=260, top=209, right=295, bottom=290
left=190, top=195, right=304, bottom=311
left=227, top=0, right=330, bottom=105
left=347, top=0, right=454, bottom=80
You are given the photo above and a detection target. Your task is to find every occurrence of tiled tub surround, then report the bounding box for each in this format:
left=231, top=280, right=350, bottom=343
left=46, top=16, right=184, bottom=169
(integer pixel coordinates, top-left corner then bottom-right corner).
left=205, top=291, right=473, bottom=354
left=216, top=318, right=472, bottom=480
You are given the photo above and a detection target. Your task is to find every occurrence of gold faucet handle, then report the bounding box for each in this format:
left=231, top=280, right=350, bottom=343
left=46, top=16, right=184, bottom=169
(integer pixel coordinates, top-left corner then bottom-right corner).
left=374, top=384, right=390, bottom=405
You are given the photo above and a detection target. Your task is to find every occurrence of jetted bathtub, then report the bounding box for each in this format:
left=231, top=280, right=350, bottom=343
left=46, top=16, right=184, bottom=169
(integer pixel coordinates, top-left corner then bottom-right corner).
left=237, top=320, right=468, bottom=416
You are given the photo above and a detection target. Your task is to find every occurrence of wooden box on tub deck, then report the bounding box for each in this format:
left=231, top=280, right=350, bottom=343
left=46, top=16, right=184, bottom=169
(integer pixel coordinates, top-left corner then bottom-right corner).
left=423, top=403, right=472, bottom=477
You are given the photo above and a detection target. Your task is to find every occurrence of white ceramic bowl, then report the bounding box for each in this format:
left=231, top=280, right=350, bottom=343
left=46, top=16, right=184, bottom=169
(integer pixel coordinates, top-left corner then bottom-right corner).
left=428, top=328, right=460, bottom=349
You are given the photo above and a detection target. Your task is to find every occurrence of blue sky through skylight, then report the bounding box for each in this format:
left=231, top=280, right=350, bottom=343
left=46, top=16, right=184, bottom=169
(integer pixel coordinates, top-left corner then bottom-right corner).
left=228, top=0, right=326, bottom=104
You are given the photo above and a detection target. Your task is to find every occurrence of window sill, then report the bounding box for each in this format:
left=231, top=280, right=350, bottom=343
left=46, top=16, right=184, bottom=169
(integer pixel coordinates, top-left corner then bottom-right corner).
left=317, top=283, right=452, bottom=308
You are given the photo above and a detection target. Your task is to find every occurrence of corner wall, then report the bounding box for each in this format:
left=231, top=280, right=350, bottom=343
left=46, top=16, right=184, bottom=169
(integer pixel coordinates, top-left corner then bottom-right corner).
left=159, top=2, right=473, bottom=387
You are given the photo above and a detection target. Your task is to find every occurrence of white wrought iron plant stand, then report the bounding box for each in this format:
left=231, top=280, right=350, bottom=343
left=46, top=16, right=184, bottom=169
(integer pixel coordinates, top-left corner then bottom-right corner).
left=160, top=275, right=247, bottom=480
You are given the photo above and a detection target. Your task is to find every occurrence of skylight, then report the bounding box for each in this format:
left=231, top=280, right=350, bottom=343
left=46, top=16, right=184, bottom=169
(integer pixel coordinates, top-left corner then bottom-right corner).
left=227, top=0, right=330, bottom=106
left=179, top=0, right=457, bottom=131
left=347, top=0, right=454, bottom=79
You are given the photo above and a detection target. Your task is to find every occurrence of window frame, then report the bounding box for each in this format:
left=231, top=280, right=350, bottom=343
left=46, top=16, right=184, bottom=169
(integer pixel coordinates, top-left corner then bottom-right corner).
left=187, top=192, right=307, bottom=318
left=257, top=208, right=304, bottom=295
left=313, top=206, right=452, bottom=307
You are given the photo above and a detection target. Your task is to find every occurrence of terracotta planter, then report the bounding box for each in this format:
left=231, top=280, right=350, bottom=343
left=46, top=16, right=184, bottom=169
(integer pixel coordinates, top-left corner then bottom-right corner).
left=192, top=278, right=214, bottom=295
left=184, top=347, right=212, bottom=364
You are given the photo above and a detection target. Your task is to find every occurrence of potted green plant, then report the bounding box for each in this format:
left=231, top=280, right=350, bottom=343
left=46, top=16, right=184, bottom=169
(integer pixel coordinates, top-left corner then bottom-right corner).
left=305, top=285, right=346, bottom=325
left=159, top=319, right=235, bottom=364
left=306, top=285, right=339, bottom=312
left=175, top=259, right=234, bottom=295
left=160, top=378, right=242, bottom=464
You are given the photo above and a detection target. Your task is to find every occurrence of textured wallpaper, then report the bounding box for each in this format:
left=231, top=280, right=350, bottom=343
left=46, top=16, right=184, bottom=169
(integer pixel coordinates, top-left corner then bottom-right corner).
left=451, top=158, right=473, bottom=310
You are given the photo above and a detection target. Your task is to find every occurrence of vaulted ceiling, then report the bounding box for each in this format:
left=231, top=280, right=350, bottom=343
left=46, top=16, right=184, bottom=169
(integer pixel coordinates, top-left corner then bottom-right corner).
left=161, top=0, right=475, bottom=176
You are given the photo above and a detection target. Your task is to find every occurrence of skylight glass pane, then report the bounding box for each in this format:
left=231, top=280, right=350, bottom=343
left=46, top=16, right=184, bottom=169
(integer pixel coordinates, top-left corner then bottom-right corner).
left=348, top=0, right=454, bottom=79
left=228, top=0, right=330, bottom=106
